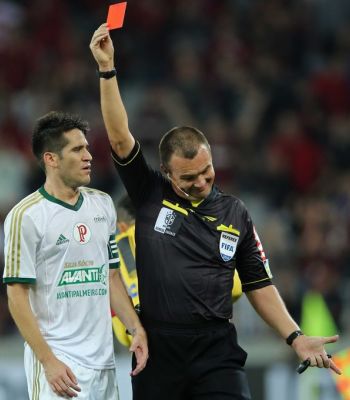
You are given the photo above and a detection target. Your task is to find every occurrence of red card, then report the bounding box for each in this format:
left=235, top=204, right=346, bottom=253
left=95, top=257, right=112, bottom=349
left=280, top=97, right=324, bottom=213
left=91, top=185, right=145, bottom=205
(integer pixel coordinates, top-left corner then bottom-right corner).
left=107, top=2, right=127, bottom=30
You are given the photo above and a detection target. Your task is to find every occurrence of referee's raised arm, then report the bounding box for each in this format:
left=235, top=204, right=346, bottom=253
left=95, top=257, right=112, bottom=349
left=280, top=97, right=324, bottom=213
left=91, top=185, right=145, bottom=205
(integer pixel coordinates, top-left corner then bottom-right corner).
left=90, top=23, right=135, bottom=159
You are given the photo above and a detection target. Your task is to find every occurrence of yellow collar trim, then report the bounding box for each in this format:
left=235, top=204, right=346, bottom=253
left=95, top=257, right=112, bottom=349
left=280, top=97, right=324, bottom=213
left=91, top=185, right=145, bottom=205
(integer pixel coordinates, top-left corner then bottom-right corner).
left=162, top=200, right=188, bottom=216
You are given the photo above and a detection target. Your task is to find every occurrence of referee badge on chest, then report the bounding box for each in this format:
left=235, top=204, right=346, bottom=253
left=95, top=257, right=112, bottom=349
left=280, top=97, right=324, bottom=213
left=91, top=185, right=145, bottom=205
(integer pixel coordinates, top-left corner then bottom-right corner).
left=154, top=207, right=183, bottom=236
left=219, top=232, right=238, bottom=262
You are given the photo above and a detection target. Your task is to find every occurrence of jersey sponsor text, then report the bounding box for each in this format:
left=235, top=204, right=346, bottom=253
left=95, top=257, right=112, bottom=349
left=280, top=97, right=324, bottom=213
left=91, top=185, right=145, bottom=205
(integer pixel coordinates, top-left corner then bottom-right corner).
left=58, top=265, right=107, bottom=286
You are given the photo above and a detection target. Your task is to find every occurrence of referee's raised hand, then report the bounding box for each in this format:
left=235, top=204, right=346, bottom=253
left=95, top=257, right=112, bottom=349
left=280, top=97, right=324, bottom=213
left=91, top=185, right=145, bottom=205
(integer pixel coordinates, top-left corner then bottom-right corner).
left=90, top=23, right=114, bottom=71
left=292, top=334, right=342, bottom=374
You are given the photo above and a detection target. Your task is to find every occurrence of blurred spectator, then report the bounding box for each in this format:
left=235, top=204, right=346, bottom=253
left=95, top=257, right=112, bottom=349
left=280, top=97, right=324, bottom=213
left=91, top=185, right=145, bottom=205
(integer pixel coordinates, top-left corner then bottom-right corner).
left=0, top=140, right=29, bottom=213
left=267, top=110, right=325, bottom=193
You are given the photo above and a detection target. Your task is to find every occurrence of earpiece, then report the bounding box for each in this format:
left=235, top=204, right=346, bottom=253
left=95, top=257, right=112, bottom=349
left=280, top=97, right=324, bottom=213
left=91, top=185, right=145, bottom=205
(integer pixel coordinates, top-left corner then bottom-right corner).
left=166, top=172, right=190, bottom=198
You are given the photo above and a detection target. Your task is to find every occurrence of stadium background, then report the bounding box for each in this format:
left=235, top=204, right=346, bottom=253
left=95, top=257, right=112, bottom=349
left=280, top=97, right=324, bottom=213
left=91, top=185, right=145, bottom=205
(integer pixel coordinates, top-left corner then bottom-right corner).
left=1, top=0, right=350, bottom=399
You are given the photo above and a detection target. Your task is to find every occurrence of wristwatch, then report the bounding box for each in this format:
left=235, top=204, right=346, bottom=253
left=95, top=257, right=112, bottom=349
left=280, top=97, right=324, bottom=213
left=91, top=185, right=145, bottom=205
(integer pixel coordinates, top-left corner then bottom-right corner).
left=97, top=68, right=117, bottom=79
left=286, top=330, right=304, bottom=345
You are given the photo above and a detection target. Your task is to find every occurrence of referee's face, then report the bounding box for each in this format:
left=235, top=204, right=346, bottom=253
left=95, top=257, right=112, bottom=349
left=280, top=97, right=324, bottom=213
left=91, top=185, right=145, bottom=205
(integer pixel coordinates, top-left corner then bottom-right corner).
left=167, top=145, right=215, bottom=201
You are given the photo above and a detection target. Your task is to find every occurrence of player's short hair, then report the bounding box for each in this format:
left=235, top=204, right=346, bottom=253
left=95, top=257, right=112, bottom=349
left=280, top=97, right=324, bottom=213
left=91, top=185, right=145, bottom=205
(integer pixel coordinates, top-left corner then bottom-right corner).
left=32, top=111, right=89, bottom=170
left=159, top=126, right=211, bottom=171
left=117, top=195, right=136, bottom=224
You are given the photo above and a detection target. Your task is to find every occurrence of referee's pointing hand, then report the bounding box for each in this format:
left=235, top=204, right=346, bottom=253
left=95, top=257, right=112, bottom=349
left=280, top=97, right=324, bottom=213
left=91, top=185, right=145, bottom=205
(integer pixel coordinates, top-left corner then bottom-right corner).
left=292, top=334, right=341, bottom=375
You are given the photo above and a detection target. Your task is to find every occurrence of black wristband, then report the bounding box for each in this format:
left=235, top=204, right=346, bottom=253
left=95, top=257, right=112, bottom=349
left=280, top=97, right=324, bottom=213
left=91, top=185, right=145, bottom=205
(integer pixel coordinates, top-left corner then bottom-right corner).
left=286, top=330, right=304, bottom=345
left=97, top=68, right=116, bottom=79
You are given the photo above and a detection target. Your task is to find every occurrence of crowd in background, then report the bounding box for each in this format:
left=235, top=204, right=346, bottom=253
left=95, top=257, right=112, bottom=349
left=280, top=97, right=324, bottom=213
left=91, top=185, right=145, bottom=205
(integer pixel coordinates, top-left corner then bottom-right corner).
left=1, top=0, right=350, bottom=340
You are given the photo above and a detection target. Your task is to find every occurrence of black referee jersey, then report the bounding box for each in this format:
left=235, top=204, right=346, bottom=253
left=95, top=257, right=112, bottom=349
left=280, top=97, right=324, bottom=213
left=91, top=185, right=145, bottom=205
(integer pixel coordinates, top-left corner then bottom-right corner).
left=112, top=141, right=273, bottom=324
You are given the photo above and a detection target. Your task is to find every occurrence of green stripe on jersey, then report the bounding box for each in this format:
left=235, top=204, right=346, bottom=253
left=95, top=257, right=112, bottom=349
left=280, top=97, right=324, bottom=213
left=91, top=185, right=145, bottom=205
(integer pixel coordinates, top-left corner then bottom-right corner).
left=5, top=192, right=43, bottom=279
left=108, top=234, right=120, bottom=268
left=39, top=186, right=83, bottom=211
left=3, top=277, right=36, bottom=284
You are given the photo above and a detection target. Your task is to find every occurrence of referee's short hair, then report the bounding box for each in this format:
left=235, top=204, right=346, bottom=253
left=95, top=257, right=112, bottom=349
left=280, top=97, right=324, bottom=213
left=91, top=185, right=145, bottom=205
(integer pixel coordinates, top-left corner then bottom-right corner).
left=159, top=126, right=211, bottom=170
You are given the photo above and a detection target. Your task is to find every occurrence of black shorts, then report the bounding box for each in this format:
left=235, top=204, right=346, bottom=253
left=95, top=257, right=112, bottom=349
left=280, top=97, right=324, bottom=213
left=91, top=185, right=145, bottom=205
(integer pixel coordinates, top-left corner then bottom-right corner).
left=132, top=319, right=251, bottom=400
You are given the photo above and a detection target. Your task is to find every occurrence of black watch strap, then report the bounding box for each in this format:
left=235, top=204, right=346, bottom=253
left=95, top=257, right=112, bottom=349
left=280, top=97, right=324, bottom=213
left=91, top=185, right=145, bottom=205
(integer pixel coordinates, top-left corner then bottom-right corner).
left=286, top=330, right=304, bottom=345
left=97, top=68, right=116, bottom=79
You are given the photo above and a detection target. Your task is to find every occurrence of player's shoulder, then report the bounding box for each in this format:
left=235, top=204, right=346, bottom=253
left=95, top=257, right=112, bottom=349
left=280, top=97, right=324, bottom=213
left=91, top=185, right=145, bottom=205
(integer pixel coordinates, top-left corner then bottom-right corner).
left=6, top=190, right=45, bottom=220
left=80, top=187, right=113, bottom=202
left=79, top=187, right=116, bottom=222
left=80, top=186, right=110, bottom=196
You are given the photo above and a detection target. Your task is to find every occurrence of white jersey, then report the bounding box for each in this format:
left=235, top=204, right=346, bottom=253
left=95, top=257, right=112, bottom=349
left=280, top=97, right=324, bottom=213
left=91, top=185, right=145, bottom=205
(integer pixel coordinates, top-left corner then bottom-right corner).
left=3, top=186, right=119, bottom=369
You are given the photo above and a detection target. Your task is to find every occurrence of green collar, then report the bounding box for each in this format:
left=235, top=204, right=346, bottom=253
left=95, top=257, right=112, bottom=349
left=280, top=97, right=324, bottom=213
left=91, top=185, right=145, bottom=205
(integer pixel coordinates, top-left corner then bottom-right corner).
left=39, top=186, right=84, bottom=211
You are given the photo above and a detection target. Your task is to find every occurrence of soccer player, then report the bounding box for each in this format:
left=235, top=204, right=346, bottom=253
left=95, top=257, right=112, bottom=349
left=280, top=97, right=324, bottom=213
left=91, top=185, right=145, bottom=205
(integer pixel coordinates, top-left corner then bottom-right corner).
left=112, top=195, right=139, bottom=347
left=90, top=25, right=341, bottom=400
left=3, top=111, right=148, bottom=399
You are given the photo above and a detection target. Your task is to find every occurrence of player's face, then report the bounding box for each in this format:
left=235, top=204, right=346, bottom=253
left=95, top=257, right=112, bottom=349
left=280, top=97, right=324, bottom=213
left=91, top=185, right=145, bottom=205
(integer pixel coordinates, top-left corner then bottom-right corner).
left=57, top=129, right=92, bottom=188
left=167, top=145, right=215, bottom=201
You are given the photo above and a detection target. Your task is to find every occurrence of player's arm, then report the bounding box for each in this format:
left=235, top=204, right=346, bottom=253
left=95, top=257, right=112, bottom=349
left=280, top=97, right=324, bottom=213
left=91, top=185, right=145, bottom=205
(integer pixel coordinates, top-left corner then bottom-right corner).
left=89, top=23, right=135, bottom=158
left=246, top=285, right=341, bottom=374
left=7, top=283, right=81, bottom=397
left=109, top=269, right=148, bottom=375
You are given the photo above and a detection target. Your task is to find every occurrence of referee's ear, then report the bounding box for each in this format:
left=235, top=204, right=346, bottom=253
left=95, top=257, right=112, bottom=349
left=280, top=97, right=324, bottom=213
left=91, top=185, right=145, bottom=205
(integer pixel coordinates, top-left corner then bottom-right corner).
left=160, top=164, right=168, bottom=176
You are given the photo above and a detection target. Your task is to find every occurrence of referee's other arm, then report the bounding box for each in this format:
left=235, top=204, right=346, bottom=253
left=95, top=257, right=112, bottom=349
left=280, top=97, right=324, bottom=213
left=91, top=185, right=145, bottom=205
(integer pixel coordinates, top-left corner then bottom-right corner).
left=246, top=285, right=341, bottom=374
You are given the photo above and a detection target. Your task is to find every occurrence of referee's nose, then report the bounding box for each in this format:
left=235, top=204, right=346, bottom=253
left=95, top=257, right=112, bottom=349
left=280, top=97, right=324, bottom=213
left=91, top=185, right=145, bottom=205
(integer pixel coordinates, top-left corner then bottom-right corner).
left=193, top=174, right=207, bottom=188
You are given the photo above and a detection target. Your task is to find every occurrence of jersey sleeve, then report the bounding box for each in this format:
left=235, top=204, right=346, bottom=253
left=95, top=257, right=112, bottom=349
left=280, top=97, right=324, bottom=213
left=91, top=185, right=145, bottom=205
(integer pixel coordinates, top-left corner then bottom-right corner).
left=235, top=206, right=273, bottom=292
left=107, top=195, right=117, bottom=236
left=3, top=210, right=40, bottom=284
left=111, top=141, right=161, bottom=208
left=106, top=195, right=120, bottom=269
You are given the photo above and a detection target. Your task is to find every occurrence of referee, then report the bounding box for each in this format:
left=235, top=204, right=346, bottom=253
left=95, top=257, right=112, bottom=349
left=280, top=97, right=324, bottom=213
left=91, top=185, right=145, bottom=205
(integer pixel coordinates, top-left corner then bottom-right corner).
left=112, top=195, right=243, bottom=348
left=90, top=24, right=341, bottom=400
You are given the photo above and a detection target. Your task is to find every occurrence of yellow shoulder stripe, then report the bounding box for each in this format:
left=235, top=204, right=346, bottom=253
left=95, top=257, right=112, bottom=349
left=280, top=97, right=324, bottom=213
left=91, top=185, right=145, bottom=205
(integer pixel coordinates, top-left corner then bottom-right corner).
left=6, top=192, right=43, bottom=278
left=162, top=200, right=188, bottom=216
left=216, top=224, right=240, bottom=236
